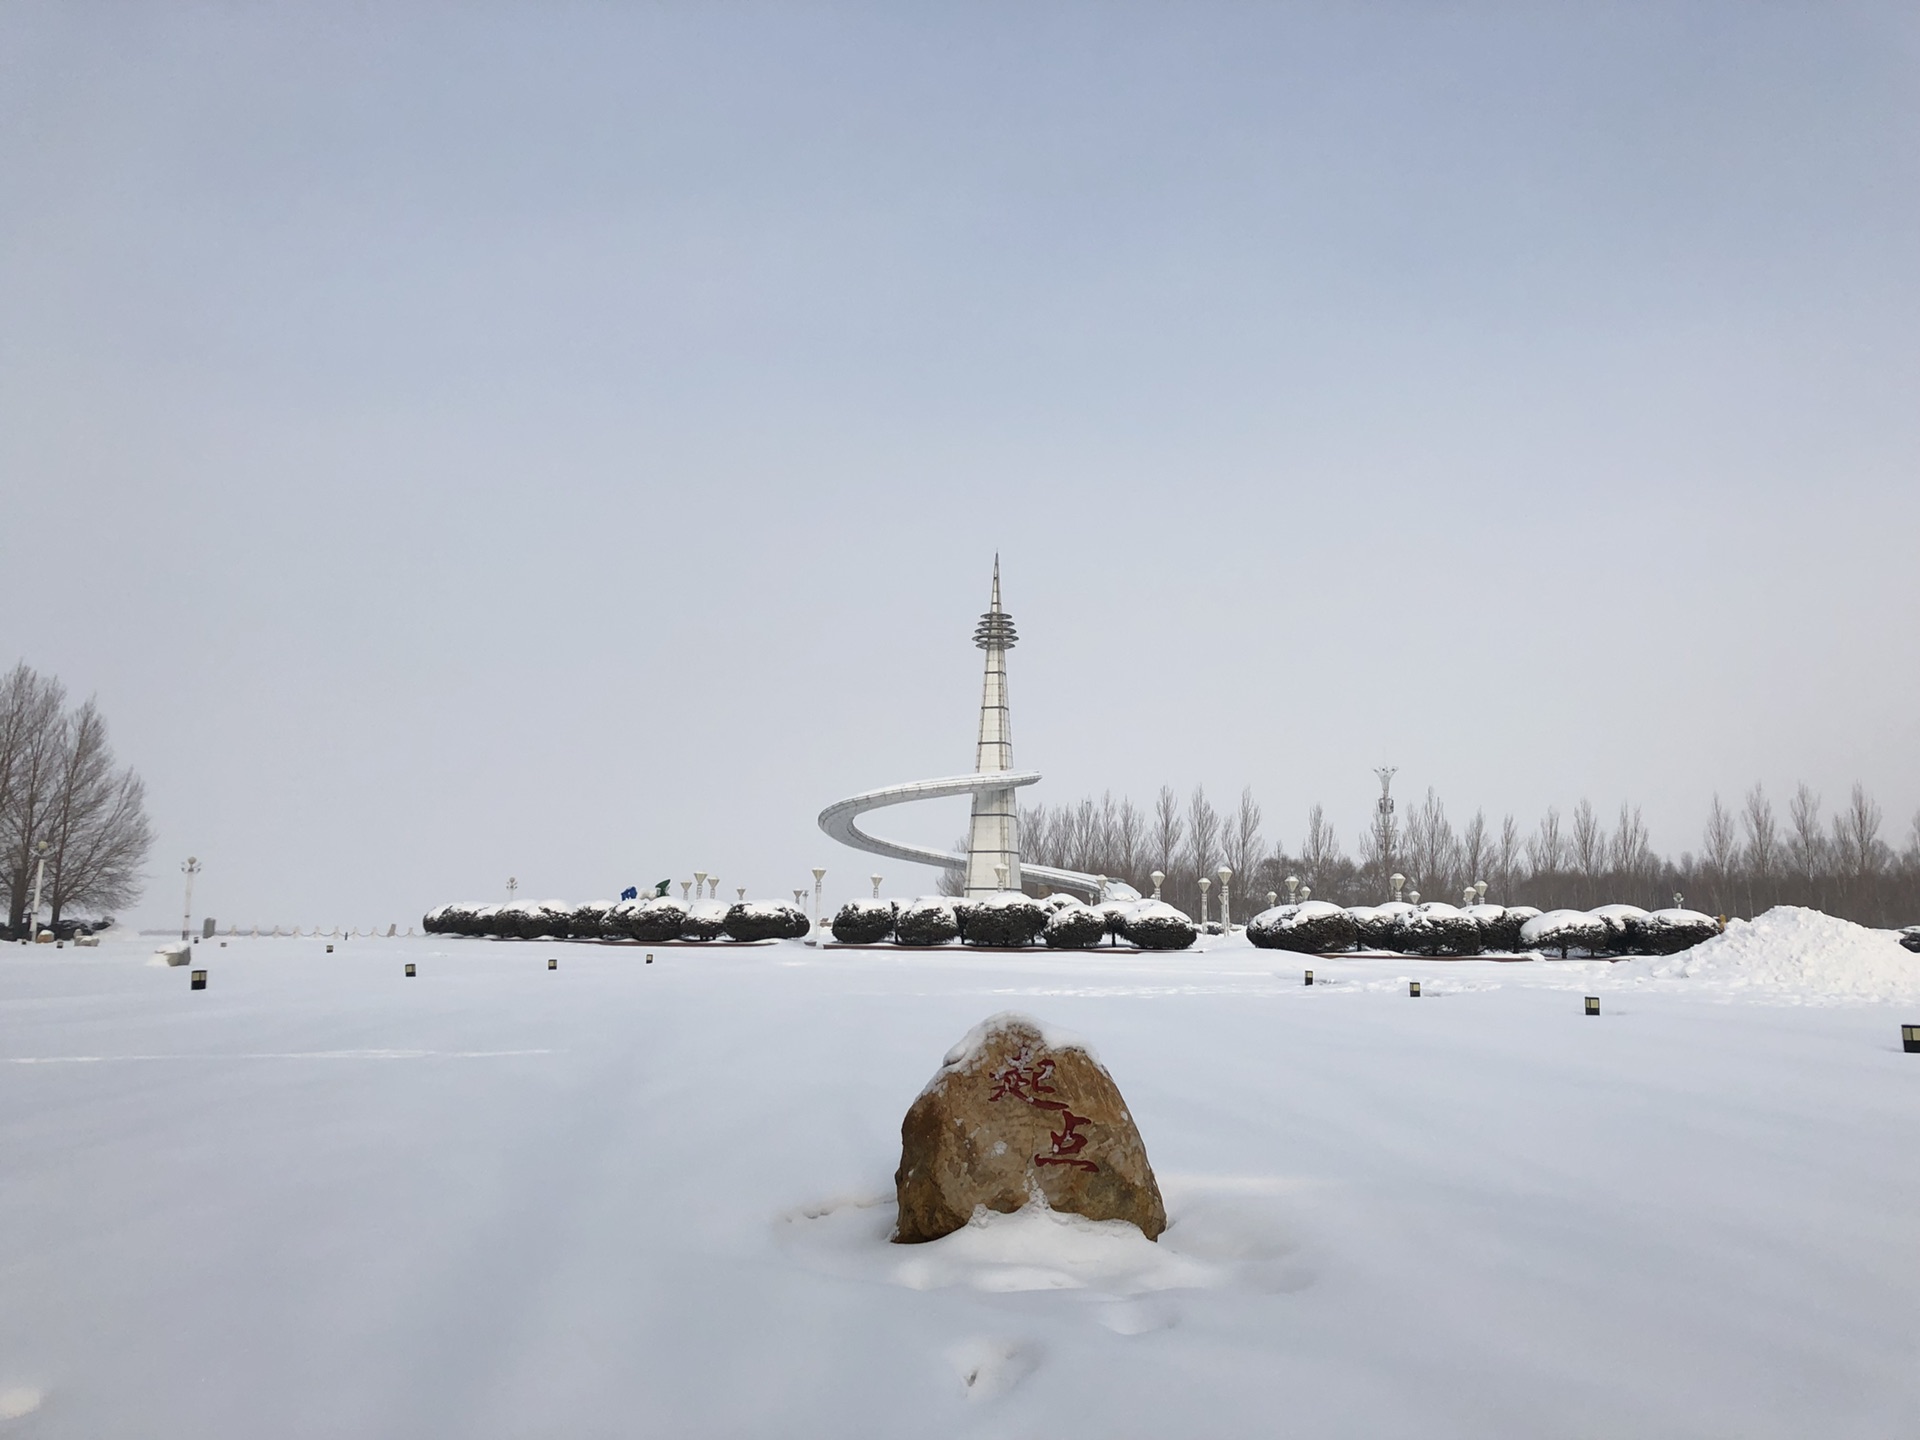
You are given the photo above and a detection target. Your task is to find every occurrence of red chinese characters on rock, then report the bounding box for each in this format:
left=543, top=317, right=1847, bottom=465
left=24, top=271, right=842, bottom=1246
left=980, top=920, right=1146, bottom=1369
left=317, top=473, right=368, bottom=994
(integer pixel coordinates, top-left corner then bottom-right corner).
left=987, top=1053, right=1100, bottom=1173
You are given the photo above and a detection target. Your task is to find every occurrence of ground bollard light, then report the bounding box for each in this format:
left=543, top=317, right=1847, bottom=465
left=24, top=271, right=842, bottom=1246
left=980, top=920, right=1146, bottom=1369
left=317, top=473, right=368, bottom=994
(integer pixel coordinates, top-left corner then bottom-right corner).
left=405, top=963, right=416, bottom=978
left=548, top=957, right=557, bottom=971
left=1304, top=970, right=1314, bottom=986
left=1586, top=996, right=1601, bottom=1016
left=1409, top=981, right=1421, bottom=997
left=1903, top=1025, right=1920, bottom=1054
left=190, top=969, right=207, bottom=991
left=646, top=953, right=653, bottom=964
left=326, top=944, right=334, bottom=954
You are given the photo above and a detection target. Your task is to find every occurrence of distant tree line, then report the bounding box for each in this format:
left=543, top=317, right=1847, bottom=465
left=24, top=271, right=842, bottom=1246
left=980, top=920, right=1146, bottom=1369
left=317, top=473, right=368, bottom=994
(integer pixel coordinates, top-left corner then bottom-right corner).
left=1014, top=780, right=1920, bottom=928
left=0, top=663, right=153, bottom=936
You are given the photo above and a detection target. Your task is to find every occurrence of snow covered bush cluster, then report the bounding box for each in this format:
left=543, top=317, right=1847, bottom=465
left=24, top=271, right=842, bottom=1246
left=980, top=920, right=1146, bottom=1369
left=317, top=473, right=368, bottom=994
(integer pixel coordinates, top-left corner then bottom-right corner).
left=423, top=898, right=807, bottom=943
left=1244, top=900, right=1721, bottom=957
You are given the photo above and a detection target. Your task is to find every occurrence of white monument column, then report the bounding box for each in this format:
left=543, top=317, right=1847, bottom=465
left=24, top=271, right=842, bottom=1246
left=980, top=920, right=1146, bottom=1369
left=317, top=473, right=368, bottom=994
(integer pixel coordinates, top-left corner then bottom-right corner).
left=964, top=558, right=1022, bottom=897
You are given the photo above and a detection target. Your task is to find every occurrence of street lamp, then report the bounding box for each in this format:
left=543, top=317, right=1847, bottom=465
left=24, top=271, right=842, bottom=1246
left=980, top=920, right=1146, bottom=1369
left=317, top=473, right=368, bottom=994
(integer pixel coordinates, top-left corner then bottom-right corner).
left=1217, top=867, right=1233, bottom=930
left=1474, top=879, right=1489, bottom=903
left=181, top=856, right=202, bottom=942
left=810, top=867, right=826, bottom=943
left=693, top=871, right=707, bottom=902
left=506, top=876, right=518, bottom=902
left=1149, top=870, right=1165, bottom=900
left=992, top=865, right=1007, bottom=892
left=1390, top=872, right=1406, bottom=903
left=871, top=872, right=884, bottom=899
left=1285, top=874, right=1299, bottom=903
left=1198, top=876, right=1212, bottom=927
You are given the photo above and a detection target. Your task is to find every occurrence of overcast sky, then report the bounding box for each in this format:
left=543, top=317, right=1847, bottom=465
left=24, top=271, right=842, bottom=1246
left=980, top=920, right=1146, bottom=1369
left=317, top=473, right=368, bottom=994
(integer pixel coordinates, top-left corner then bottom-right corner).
left=4, top=3, right=1916, bottom=927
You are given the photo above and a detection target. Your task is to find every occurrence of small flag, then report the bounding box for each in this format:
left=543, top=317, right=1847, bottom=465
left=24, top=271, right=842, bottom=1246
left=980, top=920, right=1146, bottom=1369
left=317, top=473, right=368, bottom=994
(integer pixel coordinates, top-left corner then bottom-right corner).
left=653, top=879, right=671, bottom=898
left=619, top=886, right=639, bottom=901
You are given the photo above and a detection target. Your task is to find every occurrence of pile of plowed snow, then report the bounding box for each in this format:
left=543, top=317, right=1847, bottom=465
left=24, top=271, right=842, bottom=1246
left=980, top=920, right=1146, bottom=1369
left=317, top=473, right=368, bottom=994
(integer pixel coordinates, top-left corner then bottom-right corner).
left=1617, top=906, right=1920, bottom=1004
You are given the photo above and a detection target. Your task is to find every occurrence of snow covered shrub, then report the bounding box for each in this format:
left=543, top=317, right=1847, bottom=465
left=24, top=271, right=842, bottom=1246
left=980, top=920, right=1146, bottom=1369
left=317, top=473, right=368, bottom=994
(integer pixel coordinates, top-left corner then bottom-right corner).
left=465, top=904, right=499, bottom=937
left=1902, top=926, right=1920, bottom=955
left=599, top=898, right=641, bottom=940
left=680, top=899, right=730, bottom=941
left=723, top=901, right=808, bottom=942
left=1122, top=900, right=1197, bottom=951
left=1351, top=901, right=1415, bottom=952
left=1090, top=901, right=1134, bottom=943
left=1247, top=901, right=1359, bottom=954
left=1519, top=909, right=1610, bottom=958
left=1590, top=903, right=1652, bottom=954
left=1044, top=902, right=1108, bottom=950
left=1465, top=904, right=1523, bottom=952
left=570, top=901, right=612, bottom=940
left=894, top=897, right=960, bottom=947
left=423, top=904, right=451, bottom=935
left=536, top=900, right=574, bottom=939
left=1639, top=909, right=1721, bottom=955
left=1399, top=903, right=1483, bottom=957
left=629, top=897, right=688, bottom=943
left=831, top=899, right=895, bottom=945
left=1039, top=893, right=1080, bottom=916
left=965, top=892, right=1047, bottom=948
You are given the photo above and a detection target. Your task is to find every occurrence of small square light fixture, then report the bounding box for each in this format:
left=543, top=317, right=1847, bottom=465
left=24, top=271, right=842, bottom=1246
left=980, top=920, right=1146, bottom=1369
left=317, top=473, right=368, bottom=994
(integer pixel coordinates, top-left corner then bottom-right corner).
left=1304, top=970, right=1314, bottom=986
left=1903, top=1024, right=1920, bottom=1054
left=1585, top=996, right=1600, bottom=1016
left=548, top=957, right=557, bottom=971
left=1409, top=981, right=1421, bottom=998
left=190, top=969, right=207, bottom=991
left=326, top=944, right=334, bottom=954
left=404, top=963, right=416, bottom=978
left=646, top=953, right=654, bottom=964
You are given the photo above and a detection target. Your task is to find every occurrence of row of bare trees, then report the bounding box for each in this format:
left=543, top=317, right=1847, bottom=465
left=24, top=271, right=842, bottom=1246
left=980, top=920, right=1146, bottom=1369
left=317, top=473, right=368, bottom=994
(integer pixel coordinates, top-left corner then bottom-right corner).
left=1016, top=780, right=1920, bottom=929
left=0, top=663, right=153, bottom=936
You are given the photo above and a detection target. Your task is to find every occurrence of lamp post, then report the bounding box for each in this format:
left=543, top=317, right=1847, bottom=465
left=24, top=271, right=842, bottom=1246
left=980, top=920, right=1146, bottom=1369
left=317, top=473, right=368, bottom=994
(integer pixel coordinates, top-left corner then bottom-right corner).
left=871, top=873, right=884, bottom=899
left=506, top=876, right=518, bottom=903
left=1198, top=876, right=1211, bottom=927
left=1267, top=891, right=1278, bottom=909
left=680, top=881, right=692, bottom=902
left=1407, top=889, right=1421, bottom=906
left=1217, top=867, right=1233, bottom=930
left=1673, top=892, right=1684, bottom=909
left=1149, top=870, right=1165, bottom=900
left=811, top=867, right=826, bottom=943
left=28, top=839, right=51, bottom=939
left=1299, top=885, right=1312, bottom=901
left=1390, top=872, right=1406, bottom=903
left=180, top=856, right=202, bottom=942
left=992, top=865, right=1007, bottom=893
left=1474, top=879, right=1488, bottom=904
left=1285, top=874, right=1299, bottom=903
left=792, top=889, right=806, bottom=907
left=693, top=871, right=707, bottom=903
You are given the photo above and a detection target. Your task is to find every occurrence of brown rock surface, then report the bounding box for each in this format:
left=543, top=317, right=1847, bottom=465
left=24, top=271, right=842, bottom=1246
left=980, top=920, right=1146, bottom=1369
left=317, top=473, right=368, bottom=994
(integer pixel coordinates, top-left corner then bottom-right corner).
left=894, top=1012, right=1166, bottom=1243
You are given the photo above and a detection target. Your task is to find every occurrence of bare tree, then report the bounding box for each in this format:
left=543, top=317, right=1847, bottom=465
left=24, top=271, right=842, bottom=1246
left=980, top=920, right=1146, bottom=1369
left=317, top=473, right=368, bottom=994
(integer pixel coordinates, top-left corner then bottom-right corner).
left=1701, top=793, right=1740, bottom=914
left=1493, top=814, right=1523, bottom=901
left=1787, top=783, right=1825, bottom=903
left=1300, top=804, right=1343, bottom=891
left=1610, top=803, right=1654, bottom=903
left=1402, top=788, right=1460, bottom=900
left=1113, top=796, right=1143, bottom=886
left=1458, top=810, right=1489, bottom=900
left=1526, top=807, right=1566, bottom=909
left=1183, top=785, right=1222, bottom=882
left=1150, top=786, right=1184, bottom=876
left=1570, top=798, right=1607, bottom=908
left=1223, top=786, right=1264, bottom=894
left=44, top=701, right=153, bottom=925
left=2, top=668, right=70, bottom=931
left=1830, top=782, right=1887, bottom=896
left=1740, top=784, right=1777, bottom=913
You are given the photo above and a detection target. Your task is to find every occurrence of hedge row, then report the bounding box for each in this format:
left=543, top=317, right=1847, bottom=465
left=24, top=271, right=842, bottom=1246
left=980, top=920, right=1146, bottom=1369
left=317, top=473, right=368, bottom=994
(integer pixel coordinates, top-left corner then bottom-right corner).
left=423, top=899, right=810, bottom=943
left=1247, top=901, right=1721, bottom=957
left=828, top=894, right=1197, bottom=951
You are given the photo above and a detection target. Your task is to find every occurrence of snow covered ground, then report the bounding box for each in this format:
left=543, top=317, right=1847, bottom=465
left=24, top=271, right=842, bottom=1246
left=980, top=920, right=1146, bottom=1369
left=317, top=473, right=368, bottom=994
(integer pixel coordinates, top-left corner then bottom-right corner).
left=4, top=922, right=1918, bottom=1438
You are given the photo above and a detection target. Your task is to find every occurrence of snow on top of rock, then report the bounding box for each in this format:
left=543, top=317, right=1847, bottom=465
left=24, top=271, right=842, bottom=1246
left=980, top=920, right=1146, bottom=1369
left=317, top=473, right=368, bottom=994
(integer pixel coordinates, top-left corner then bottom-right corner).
left=937, top=1011, right=1098, bottom=1074
left=1616, top=905, right=1920, bottom=1004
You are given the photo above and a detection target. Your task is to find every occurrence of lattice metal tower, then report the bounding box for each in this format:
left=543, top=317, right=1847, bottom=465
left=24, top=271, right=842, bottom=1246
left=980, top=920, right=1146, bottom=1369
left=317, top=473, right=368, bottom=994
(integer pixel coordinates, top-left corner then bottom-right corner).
left=964, top=558, right=1021, bottom=895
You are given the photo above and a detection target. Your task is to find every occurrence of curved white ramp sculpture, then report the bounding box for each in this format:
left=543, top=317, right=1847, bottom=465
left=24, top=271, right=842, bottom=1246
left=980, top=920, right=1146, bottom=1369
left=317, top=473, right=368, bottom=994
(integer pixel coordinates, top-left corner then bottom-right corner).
left=817, top=562, right=1136, bottom=902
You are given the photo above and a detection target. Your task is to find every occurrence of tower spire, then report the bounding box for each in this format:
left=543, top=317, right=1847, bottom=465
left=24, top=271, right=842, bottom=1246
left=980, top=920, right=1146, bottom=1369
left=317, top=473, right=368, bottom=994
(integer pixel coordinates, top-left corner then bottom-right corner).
left=965, top=559, right=1020, bottom=895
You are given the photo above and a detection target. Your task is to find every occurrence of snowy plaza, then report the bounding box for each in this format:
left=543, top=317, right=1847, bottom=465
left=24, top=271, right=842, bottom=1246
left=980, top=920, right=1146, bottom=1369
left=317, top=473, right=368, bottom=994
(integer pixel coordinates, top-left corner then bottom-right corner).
left=4, top=920, right=1918, bottom=1438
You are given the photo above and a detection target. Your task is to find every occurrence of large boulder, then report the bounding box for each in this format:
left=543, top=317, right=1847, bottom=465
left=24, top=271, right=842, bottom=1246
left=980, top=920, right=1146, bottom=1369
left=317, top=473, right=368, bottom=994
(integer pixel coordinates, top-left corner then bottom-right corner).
left=831, top=899, right=896, bottom=945
left=1247, top=900, right=1358, bottom=954
left=895, top=897, right=960, bottom=947
left=894, top=1012, right=1166, bottom=1244
left=1120, top=900, right=1197, bottom=951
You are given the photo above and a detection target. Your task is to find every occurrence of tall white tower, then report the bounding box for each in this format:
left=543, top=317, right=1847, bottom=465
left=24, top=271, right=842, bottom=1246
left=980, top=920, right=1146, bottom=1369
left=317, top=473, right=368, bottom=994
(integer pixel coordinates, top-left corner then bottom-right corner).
left=964, top=558, right=1021, bottom=895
